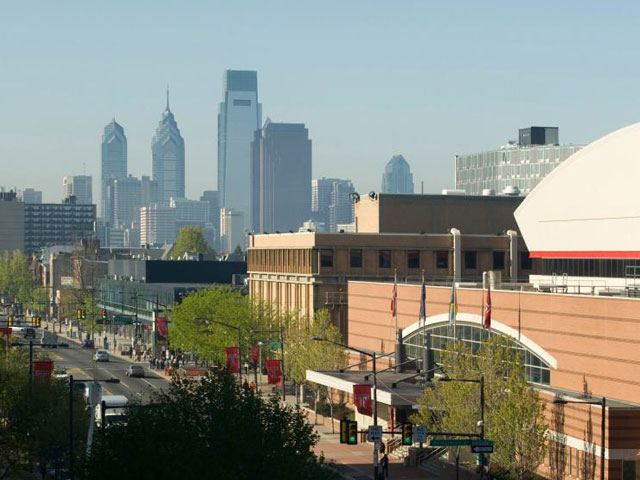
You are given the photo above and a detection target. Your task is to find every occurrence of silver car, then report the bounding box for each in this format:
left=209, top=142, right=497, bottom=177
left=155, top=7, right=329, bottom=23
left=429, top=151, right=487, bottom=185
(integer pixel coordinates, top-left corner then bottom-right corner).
left=93, top=349, right=109, bottom=362
left=126, top=365, right=144, bottom=378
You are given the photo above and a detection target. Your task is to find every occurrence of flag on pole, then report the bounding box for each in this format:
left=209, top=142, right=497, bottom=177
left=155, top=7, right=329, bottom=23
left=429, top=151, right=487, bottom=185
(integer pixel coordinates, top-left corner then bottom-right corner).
left=448, top=282, right=457, bottom=332
left=419, top=276, right=426, bottom=320
left=483, top=284, right=492, bottom=329
left=390, top=277, right=397, bottom=317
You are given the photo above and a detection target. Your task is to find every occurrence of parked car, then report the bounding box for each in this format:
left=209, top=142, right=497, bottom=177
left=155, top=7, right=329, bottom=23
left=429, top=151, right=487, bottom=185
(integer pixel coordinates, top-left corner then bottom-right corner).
left=93, top=349, right=109, bottom=362
left=53, top=366, right=68, bottom=380
left=22, top=327, right=36, bottom=339
left=125, top=365, right=144, bottom=378
left=41, top=331, right=58, bottom=348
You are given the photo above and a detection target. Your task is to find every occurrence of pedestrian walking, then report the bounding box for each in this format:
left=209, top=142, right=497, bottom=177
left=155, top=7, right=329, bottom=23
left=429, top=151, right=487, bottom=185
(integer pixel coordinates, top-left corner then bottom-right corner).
left=381, top=454, right=389, bottom=478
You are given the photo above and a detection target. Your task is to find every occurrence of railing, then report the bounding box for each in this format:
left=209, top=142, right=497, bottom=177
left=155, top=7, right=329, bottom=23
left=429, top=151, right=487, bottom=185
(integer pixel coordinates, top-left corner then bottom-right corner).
left=325, top=292, right=347, bottom=305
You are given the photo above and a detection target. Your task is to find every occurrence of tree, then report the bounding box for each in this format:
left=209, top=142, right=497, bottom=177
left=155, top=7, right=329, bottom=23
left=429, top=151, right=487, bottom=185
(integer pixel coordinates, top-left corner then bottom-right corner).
left=171, top=226, right=213, bottom=259
left=232, top=244, right=244, bottom=256
left=81, top=371, right=338, bottom=480
left=0, top=250, right=36, bottom=305
left=411, top=335, right=547, bottom=479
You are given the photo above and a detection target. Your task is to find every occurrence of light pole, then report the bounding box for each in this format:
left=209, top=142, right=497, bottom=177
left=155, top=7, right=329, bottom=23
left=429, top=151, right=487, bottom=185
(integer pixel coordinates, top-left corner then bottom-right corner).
left=312, top=336, right=378, bottom=480
left=250, top=328, right=285, bottom=400
left=553, top=396, right=606, bottom=480
left=194, top=317, right=242, bottom=384
left=439, top=376, right=485, bottom=480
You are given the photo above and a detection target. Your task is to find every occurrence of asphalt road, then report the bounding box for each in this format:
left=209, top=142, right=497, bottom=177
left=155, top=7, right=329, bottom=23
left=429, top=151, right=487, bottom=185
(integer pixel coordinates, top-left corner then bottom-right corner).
left=16, top=329, right=169, bottom=404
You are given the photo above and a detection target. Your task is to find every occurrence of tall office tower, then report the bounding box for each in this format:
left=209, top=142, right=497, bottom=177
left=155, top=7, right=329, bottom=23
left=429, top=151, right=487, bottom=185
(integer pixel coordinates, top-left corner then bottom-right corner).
left=101, top=119, right=127, bottom=220
left=18, top=188, right=43, bottom=204
left=311, top=178, right=355, bottom=232
left=63, top=175, right=92, bottom=204
left=251, top=120, right=311, bottom=233
left=217, top=70, right=261, bottom=230
left=140, top=175, right=158, bottom=206
left=152, top=90, right=185, bottom=204
left=200, top=190, right=220, bottom=248
left=220, top=208, right=245, bottom=253
left=381, top=155, right=414, bottom=194
left=112, top=176, right=142, bottom=227
left=140, top=203, right=176, bottom=246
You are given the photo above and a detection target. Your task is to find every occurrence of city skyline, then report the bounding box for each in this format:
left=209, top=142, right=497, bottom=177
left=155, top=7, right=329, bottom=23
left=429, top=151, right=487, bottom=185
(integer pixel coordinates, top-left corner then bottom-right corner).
left=2, top=2, right=640, bottom=203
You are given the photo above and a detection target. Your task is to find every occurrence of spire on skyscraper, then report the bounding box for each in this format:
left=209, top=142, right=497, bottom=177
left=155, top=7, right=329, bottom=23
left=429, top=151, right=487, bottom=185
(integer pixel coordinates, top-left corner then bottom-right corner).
left=166, top=86, right=170, bottom=112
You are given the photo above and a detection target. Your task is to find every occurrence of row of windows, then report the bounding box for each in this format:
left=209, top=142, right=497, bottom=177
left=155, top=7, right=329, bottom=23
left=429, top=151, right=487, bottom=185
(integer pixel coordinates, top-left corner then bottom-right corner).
left=320, top=249, right=533, bottom=271
left=405, top=323, right=551, bottom=385
left=542, top=258, right=640, bottom=279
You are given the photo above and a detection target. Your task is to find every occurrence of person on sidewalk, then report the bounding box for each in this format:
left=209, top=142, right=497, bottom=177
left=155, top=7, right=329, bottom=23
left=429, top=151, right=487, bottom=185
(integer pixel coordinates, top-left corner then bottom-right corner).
left=380, top=453, right=389, bottom=478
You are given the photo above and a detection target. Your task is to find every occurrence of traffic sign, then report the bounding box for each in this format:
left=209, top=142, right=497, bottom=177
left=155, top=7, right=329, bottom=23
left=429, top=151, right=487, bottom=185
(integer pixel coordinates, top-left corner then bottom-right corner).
left=367, top=425, right=382, bottom=443
left=430, top=438, right=472, bottom=447
left=470, top=439, right=494, bottom=446
left=413, top=425, right=427, bottom=443
left=471, top=445, right=494, bottom=453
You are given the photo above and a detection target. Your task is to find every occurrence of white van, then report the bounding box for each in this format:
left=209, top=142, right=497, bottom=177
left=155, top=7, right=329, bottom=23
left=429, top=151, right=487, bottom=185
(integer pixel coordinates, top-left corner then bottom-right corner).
left=95, top=394, right=129, bottom=427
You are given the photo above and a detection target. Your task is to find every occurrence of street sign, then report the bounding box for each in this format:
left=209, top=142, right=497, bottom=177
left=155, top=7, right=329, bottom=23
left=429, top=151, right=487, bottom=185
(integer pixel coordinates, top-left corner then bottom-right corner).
left=470, top=439, right=494, bottom=446
left=471, top=445, right=494, bottom=453
left=413, top=425, right=427, bottom=443
left=367, top=425, right=382, bottom=443
left=430, top=438, right=472, bottom=447
left=112, top=315, right=134, bottom=325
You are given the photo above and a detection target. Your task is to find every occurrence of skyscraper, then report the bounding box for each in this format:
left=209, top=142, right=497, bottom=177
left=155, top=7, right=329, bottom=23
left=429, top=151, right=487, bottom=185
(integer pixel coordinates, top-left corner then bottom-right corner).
left=101, top=119, right=127, bottom=220
left=251, top=120, right=311, bottom=233
left=200, top=190, right=220, bottom=249
left=381, top=155, right=414, bottom=194
left=18, top=188, right=42, bottom=204
left=63, top=175, right=92, bottom=204
left=112, top=176, right=142, bottom=228
left=220, top=208, right=245, bottom=254
left=152, top=90, right=185, bottom=204
left=311, top=178, right=355, bottom=232
left=218, top=70, right=261, bottom=230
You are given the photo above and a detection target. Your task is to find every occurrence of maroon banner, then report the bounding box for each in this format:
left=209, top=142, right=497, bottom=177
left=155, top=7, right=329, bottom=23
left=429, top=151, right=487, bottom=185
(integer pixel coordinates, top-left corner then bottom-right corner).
left=353, top=384, right=373, bottom=416
left=483, top=285, right=492, bottom=329
left=265, top=359, right=282, bottom=385
left=33, top=361, right=53, bottom=380
left=0, top=327, right=11, bottom=337
left=155, top=317, right=168, bottom=337
left=251, top=344, right=260, bottom=363
left=225, top=347, right=240, bottom=373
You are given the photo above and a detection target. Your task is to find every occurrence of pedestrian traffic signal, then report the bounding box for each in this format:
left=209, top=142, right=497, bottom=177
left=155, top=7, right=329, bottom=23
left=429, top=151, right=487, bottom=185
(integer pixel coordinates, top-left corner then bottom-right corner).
left=402, top=423, right=413, bottom=445
left=8, top=315, right=13, bottom=327
left=347, top=420, right=358, bottom=445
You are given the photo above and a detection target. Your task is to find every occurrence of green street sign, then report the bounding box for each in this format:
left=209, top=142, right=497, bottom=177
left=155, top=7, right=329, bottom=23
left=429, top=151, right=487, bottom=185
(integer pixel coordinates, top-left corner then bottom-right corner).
left=470, top=439, right=494, bottom=447
left=112, top=315, right=134, bottom=325
left=430, top=439, right=472, bottom=447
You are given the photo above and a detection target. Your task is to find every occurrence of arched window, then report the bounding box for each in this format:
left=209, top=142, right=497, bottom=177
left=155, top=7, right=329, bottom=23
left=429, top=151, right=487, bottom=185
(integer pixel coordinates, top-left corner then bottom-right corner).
left=404, top=323, right=551, bottom=385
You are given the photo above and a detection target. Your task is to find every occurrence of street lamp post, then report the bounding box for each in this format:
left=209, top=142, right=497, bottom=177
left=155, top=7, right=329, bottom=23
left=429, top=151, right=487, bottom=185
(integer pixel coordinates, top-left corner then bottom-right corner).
left=312, top=336, right=379, bottom=480
left=553, top=396, right=606, bottom=480
left=439, top=376, right=485, bottom=480
left=250, top=328, right=286, bottom=400
left=194, top=317, right=242, bottom=384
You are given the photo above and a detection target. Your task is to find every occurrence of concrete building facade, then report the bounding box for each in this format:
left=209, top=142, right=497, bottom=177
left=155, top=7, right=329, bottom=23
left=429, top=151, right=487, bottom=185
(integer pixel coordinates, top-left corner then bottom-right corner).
left=140, top=203, right=175, bottom=246
left=220, top=208, right=245, bottom=254
left=0, top=192, right=25, bottom=255
left=63, top=175, right=92, bottom=204
left=24, top=202, right=96, bottom=254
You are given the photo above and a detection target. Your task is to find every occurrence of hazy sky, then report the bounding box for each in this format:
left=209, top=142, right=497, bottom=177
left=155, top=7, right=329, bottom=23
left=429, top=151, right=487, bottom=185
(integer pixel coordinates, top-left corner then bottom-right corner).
left=2, top=1, right=640, bottom=202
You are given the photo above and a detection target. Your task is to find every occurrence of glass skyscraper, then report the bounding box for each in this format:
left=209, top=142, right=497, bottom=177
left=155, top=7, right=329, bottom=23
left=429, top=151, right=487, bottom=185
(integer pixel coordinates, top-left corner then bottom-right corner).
left=101, top=119, right=127, bottom=220
left=152, top=90, right=185, bottom=204
left=381, top=155, right=414, bottom=194
left=217, top=70, right=261, bottom=230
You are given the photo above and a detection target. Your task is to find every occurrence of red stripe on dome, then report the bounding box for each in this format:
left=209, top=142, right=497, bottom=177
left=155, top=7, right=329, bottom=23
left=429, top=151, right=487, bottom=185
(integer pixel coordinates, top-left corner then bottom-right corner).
left=529, top=251, right=640, bottom=259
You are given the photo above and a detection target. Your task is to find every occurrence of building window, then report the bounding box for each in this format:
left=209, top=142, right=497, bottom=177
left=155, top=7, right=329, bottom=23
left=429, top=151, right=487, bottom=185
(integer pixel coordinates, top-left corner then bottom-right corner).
left=493, top=251, right=505, bottom=270
left=464, top=251, right=477, bottom=270
left=436, top=251, right=449, bottom=269
left=350, top=249, right=363, bottom=268
left=379, top=250, right=391, bottom=269
left=407, top=250, right=420, bottom=269
left=320, top=249, right=333, bottom=268
left=233, top=99, right=251, bottom=106
left=521, top=251, right=533, bottom=270
left=623, top=460, right=636, bottom=480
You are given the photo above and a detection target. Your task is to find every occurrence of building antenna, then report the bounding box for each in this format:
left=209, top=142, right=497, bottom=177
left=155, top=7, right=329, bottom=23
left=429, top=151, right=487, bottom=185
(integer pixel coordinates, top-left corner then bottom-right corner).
left=166, top=85, right=170, bottom=111
left=421, top=181, right=424, bottom=195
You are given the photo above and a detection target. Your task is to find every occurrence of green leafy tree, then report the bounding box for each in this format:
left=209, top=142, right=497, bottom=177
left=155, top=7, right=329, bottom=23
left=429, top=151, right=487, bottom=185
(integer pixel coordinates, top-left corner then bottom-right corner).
left=0, top=250, right=36, bottom=305
left=171, top=225, right=213, bottom=259
left=81, top=371, right=338, bottom=480
left=411, top=336, right=547, bottom=479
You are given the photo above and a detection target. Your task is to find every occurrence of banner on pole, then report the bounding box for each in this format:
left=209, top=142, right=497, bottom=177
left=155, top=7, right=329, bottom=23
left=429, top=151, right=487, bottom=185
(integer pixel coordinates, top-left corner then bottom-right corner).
left=33, top=361, right=53, bottom=380
left=265, top=359, right=282, bottom=385
left=155, top=317, right=168, bottom=337
left=251, top=344, right=260, bottom=363
left=225, top=346, right=240, bottom=373
left=0, top=327, right=11, bottom=337
left=353, top=384, right=373, bottom=416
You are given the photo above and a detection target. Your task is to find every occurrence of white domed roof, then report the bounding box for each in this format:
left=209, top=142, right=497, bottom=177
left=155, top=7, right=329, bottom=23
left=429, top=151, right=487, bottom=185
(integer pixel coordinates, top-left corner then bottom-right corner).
left=515, top=122, right=640, bottom=259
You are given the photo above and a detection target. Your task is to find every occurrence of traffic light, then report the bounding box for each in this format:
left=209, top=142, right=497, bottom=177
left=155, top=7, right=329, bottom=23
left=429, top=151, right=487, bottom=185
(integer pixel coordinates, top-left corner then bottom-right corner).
left=81, top=309, right=86, bottom=320
left=101, top=309, right=108, bottom=321
left=402, top=423, right=413, bottom=446
left=347, top=420, right=358, bottom=445
left=8, top=315, right=13, bottom=327
left=31, top=316, right=41, bottom=328
left=35, top=316, right=41, bottom=328
left=76, top=309, right=81, bottom=320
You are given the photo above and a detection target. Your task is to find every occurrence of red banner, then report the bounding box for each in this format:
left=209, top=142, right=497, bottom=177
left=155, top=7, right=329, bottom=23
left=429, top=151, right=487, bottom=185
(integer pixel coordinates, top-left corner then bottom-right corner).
left=33, top=361, right=53, bottom=380
left=225, top=347, right=240, bottom=373
left=155, top=317, right=168, bottom=337
left=251, top=344, right=260, bottom=363
left=265, top=359, right=282, bottom=385
left=353, top=384, right=373, bottom=416
left=0, top=327, right=11, bottom=337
